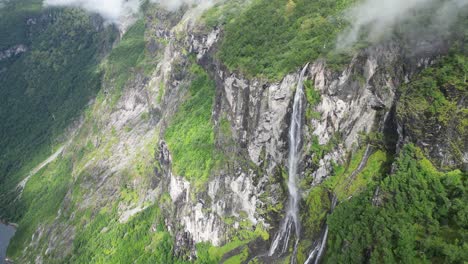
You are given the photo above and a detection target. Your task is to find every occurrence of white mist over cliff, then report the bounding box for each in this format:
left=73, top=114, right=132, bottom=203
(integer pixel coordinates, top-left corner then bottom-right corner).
left=44, top=0, right=215, bottom=25
left=337, top=0, right=468, bottom=49
left=44, top=0, right=141, bottom=23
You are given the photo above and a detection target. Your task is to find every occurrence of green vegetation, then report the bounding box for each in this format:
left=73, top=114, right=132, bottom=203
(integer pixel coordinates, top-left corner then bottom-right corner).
left=218, top=0, right=356, bottom=79
left=0, top=5, right=117, bottom=220
left=304, top=80, right=322, bottom=121
left=307, top=134, right=340, bottom=170
left=202, top=0, right=248, bottom=28
left=196, top=221, right=268, bottom=264
left=8, top=156, right=72, bottom=258
left=0, top=3, right=155, bottom=261
left=302, top=186, right=331, bottom=237
left=70, top=205, right=188, bottom=264
left=302, top=145, right=390, bottom=238
left=224, top=247, right=249, bottom=264
left=397, top=52, right=467, bottom=168
left=398, top=53, right=466, bottom=126
left=104, top=18, right=154, bottom=104
left=0, top=0, right=42, bottom=50
left=343, top=150, right=389, bottom=198
left=165, top=64, right=222, bottom=186
left=326, top=144, right=467, bottom=263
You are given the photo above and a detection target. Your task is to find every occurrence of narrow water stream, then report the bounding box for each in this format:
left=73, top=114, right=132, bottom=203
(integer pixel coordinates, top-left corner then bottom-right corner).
left=268, top=64, right=309, bottom=262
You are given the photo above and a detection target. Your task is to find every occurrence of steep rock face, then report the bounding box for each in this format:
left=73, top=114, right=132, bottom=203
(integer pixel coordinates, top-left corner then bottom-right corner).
left=174, top=22, right=453, bottom=252
left=397, top=80, right=468, bottom=171
left=303, top=41, right=455, bottom=185
left=162, top=25, right=296, bottom=251
left=9, top=3, right=463, bottom=263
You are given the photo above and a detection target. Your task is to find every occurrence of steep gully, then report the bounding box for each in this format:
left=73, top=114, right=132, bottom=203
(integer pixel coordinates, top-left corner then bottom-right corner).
left=268, top=64, right=309, bottom=262
left=304, top=143, right=373, bottom=264
left=304, top=110, right=391, bottom=263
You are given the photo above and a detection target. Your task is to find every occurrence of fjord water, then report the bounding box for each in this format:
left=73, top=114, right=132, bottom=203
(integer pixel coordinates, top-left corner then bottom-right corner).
left=0, top=223, right=15, bottom=264
left=269, top=64, right=308, bottom=261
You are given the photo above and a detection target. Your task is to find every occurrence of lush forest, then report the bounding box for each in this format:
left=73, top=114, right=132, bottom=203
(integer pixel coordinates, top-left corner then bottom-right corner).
left=218, top=0, right=356, bottom=79
left=324, top=51, right=468, bottom=263
left=0, top=0, right=118, bottom=217
left=326, top=144, right=467, bottom=263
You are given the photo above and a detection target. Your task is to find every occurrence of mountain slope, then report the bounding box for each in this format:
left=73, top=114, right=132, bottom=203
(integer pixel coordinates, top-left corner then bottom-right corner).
left=0, top=0, right=466, bottom=263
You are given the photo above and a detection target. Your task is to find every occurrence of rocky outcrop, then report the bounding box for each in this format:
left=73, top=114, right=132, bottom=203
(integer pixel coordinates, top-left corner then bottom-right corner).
left=157, top=14, right=456, bottom=254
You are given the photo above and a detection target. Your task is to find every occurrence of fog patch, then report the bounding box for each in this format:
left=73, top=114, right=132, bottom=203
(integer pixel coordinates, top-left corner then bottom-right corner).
left=337, top=0, right=468, bottom=49
left=44, top=0, right=216, bottom=25
left=44, top=0, right=141, bottom=24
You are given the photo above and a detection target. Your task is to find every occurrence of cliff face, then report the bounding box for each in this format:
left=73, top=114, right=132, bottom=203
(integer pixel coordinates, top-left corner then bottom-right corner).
left=1, top=1, right=466, bottom=264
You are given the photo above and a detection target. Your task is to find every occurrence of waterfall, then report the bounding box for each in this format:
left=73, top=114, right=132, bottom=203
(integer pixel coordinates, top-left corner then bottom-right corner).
left=268, top=64, right=309, bottom=261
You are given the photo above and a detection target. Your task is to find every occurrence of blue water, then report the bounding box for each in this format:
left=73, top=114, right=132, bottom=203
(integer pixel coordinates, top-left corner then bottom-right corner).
left=0, top=223, right=15, bottom=264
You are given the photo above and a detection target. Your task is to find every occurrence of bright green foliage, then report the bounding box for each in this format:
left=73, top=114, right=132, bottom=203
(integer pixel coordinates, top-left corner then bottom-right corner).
left=224, top=247, right=249, bottom=264
left=344, top=150, right=389, bottom=198
left=325, top=149, right=391, bottom=201
left=302, top=186, right=331, bottom=237
left=0, top=6, right=117, bottom=219
left=304, top=80, right=321, bottom=107
left=304, top=80, right=322, bottom=121
left=326, top=144, right=468, bottom=263
left=218, top=0, right=356, bottom=79
left=302, top=147, right=389, bottom=238
left=165, top=64, right=222, bottom=186
left=195, top=218, right=269, bottom=263
left=202, top=0, right=248, bottom=28
left=7, top=156, right=72, bottom=258
left=69, top=206, right=188, bottom=264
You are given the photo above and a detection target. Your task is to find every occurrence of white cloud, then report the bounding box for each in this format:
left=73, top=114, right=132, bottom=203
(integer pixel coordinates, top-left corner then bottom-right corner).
left=336, top=0, right=468, bottom=49
left=44, top=0, right=141, bottom=23
left=44, top=0, right=216, bottom=25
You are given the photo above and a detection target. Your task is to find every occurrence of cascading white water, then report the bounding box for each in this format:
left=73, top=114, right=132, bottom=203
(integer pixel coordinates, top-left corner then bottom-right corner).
left=269, top=64, right=309, bottom=260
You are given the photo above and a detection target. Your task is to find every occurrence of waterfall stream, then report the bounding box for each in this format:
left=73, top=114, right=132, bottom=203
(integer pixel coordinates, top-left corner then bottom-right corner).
left=268, top=64, right=309, bottom=261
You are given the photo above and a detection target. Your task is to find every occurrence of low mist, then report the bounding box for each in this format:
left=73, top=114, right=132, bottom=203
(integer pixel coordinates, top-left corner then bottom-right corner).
left=44, top=0, right=141, bottom=23
left=337, top=0, right=468, bottom=49
left=44, top=0, right=215, bottom=25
